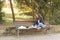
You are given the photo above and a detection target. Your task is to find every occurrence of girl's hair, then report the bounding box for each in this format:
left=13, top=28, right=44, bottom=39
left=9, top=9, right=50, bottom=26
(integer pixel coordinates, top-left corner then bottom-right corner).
left=35, top=13, right=41, bottom=19
left=35, top=13, right=44, bottom=24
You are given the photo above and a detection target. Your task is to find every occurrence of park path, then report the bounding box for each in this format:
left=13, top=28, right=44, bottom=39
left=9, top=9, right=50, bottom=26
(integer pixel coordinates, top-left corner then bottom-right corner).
left=0, top=33, right=60, bottom=40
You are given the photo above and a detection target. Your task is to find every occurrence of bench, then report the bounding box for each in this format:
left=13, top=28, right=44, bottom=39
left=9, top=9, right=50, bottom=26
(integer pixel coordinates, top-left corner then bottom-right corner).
left=5, top=21, right=35, bottom=34
left=14, top=21, right=36, bottom=27
left=15, top=21, right=50, bottom=36
left=5, top=21, right=50, bottom=35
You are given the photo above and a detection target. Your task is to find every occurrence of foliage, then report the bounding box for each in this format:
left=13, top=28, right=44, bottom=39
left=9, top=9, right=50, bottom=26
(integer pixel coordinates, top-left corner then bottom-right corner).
left=15, top=0, right=60, bottom=25
left=0, top=0, right=5, bottom=23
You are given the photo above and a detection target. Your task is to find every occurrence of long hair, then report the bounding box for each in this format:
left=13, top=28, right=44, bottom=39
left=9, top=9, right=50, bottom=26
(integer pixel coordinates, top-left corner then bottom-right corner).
left=35, top=13, right=44, bottom=24
left=35, top=13, right=42, bottom=20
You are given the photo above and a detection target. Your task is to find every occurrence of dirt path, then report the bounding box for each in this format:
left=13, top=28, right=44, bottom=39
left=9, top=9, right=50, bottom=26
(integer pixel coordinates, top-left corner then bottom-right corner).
left=0, top=33, right=60, bottom=40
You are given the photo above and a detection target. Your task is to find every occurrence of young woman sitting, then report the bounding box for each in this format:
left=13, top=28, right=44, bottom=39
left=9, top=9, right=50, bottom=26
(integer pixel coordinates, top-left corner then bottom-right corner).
left=33, top=13, right=46, bottom=30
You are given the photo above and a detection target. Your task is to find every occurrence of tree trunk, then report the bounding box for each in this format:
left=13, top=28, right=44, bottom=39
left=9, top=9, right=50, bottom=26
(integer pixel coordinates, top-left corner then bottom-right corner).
left=9, top=0, right=15, bottom=23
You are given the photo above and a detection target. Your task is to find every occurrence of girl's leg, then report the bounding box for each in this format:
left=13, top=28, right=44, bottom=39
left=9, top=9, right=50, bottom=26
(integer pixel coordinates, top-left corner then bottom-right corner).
left=38, top=23, right=46, bottom=28
left=34, top=24, right=38, bottom=28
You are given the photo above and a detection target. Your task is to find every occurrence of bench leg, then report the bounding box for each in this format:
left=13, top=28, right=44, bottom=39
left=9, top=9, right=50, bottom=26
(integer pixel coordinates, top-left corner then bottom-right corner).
left=17, top=29, right=19, bottom=37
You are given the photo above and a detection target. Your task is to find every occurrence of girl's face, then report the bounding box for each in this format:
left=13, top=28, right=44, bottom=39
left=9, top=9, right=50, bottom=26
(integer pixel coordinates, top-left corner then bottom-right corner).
left=36, top=14, right=39, bottom=18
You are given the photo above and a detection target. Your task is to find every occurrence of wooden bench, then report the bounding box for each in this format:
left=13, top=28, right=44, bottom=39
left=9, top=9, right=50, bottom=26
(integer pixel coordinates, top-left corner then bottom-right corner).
left=5, top=21, right=50, bottom=35
left=5, top=21, right=35, bottom=34
left=15, top=21, right=49, bottom=35
left=14, top=21, right=36, bottom=27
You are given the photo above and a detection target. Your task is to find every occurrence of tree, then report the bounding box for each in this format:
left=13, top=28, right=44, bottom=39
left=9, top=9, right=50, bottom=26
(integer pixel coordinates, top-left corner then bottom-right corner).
left=15, top=0, right=60, bottom=24
left=9, top=0, right=15, bottom=23
left=0, top=0, right=5, bottom=23
left=15, top=0, right=48, bottom=20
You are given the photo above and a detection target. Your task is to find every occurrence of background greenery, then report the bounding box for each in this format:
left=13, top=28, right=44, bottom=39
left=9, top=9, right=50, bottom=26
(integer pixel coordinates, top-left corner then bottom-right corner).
left=0, top=0, right=5, bottom=23
left=15, top=0, right=60, bottom=25
left=0, top=0, right=60, bottom=25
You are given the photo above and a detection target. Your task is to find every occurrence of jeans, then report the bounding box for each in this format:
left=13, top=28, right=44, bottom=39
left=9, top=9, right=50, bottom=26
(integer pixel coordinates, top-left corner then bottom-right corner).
left=38, top=23, right=46, bottom=28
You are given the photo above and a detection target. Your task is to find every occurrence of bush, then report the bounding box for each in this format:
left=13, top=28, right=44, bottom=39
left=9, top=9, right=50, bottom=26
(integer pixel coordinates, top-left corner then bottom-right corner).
left=0, top=12, right=5, bottom=22
left=0, top=0, right=5, bottom=23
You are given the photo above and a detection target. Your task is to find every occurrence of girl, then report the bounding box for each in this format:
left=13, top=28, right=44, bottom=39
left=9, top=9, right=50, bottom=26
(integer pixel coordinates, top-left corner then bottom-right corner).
left=34, top=13, right=46, bottom=29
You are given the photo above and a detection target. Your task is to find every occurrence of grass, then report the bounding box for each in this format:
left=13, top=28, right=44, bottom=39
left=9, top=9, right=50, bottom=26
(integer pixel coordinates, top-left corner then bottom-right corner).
left=4, top=18, right=13, bottom=25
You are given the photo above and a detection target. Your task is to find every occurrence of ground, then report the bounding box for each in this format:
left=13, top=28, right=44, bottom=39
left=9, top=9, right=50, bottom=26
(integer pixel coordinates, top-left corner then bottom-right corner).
left=0, top=33, right=60, bottom=40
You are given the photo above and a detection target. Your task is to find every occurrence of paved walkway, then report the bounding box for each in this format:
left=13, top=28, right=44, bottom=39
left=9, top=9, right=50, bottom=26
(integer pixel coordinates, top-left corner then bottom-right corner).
left=0, top=33, right=60, bottom=40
